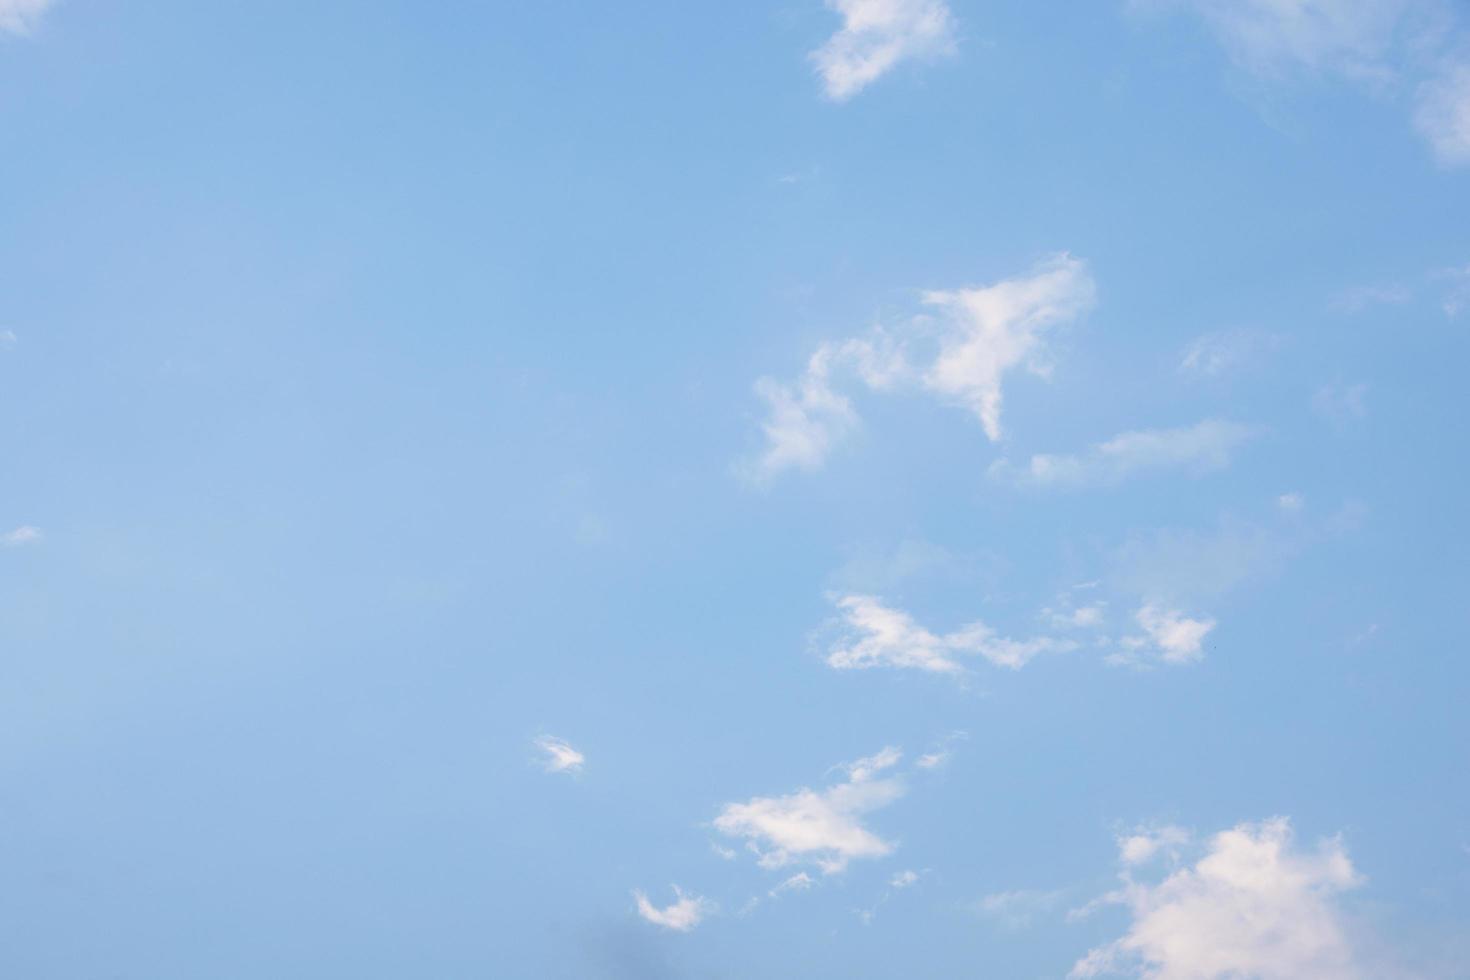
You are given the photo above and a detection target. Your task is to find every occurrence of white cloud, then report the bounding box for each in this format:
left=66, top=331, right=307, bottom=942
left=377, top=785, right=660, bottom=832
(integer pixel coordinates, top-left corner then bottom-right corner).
left=713, top=748, right=907, bottom=873
left=1071, top=817, right=1363, bottom=979
left=1415, top=64, right=1470, bottom=167
left=1117, top=605, right=1217, bottom=665
left=0, top=329, right=16, bottom=348
left=1, top=525, right=41, bottom=547
left=0, top=0, right=56, bottom=35
left=1278, top=491, right=1305, bottom=512
left=824, top=594, right=1077, bottom=675
left=533, top=735, right=585, bottom=774
left=1140, top=0, right=1405, bottom=79
left=632, top=886, right=711, bottom=932
left=989, top=420, right=1255, bottom=489
left=1178, top=328, right=1277, bottom=375
left=1439, top=263, right=1470, bottom=316
left=745, top=256, right=1094, bottom=479
left=891, top=869, right=921, bottom=888
left=811, top=0, right=957, bottom=102
left=921, top=254, right=1096, bottom=440
left=769, top=871, right=816, bottom=897
left=915, top=730, right=967, bottom=769
left=745, top=345, right=861, bottom=481
left=975, top=888, right=1066, bottom=930
left=1119, top=825, right=1193, bottom=866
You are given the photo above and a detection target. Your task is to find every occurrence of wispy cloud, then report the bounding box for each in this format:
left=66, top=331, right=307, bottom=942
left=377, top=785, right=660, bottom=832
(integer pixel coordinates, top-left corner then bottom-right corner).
left=1071, top=817, right=1362, bottom=979
left=1178, top=328, right=1278, bottom=375
left=811, top=0, right=957, bottom=102
left=1415, top=63, right=1470, bottom=167
left=713, top=747, right=906, bottom=874
left=1, top=525, right=42, bottom=547
left=915, top=730, right=967, bottom=769
left=632, top=886, right=712, bottom=932
left=989, top=420, right=1256, bottom=490
left=1312, top=381, right=1368, bottom=425
left=823, top=594, right=1077, bottom=674
left=533, top=735, right=585, bottom=775
left=745, top=255, right=1095, bottom=480
left=0, top=0, right=56, bottom=35
left=973, top=888, right=1067, bottom=930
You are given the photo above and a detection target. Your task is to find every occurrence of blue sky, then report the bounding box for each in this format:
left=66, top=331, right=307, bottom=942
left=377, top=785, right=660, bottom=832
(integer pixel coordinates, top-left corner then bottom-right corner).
left=2, top=1, right=1469, bottom=977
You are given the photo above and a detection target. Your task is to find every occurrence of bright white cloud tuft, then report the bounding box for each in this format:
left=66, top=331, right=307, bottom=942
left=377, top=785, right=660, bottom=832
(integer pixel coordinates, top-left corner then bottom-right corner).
left=891, top=869, right=921, bottom=888
left=632, top=886, right=711, bottom=932
left=1415, top=64, right=1470, bottom=167
left=811, top=0, right=957, bottom=102
left=824, top=594, right=1077, bottom=674
left=0, top=0, right=55, bottom=35
left=769, top=871, right=816, bottom=897
left=989, top=420, right=1256, bottom=489
left=533, top=735, right=585, bottom=774
left=1, top=525, right=42, bottom=547
left=713, top=748, right=907, bottom=873
left=1071, top=817, right=1363, bottom=979
left=1119, top=605, right=1216, bottom=665
left=921, top=254, right=1096, bottom=440
left=1119, top=825, right=1193, bottom=866
left=746, top=256, right=1094, bottom=479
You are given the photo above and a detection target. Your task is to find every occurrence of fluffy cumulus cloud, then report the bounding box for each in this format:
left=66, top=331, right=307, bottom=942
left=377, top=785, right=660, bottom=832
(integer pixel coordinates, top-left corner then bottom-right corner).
left=0, top=0, right=56, bottom=35
left=989, top=420, right=1256, bottom=489
left=1116, top=605, right=1216, bottom=665
left=533, top=735, right=585, bottom=774
left=811, top=0, right=957, bottom=101
left=1416, top=64, right=1470, bottom=167
left=1071, top=817, right=1363, bottom=979
left=713, top=747, right=906, bottom=873
left=632, top=886, right=712, bottom=932
left=824, top=594, right=1077, bottom=674
left=746, top=255, right=1095, bottom=480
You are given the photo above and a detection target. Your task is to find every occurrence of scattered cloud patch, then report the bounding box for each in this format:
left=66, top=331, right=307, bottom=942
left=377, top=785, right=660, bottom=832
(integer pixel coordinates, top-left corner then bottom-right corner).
left=823, top=594, right=1077, bottom=675
left=1278, top=491, right=1305, bottom=512
left=0, top=329, right=16, bottom=348
left=890, top=869, right=921, bottom=889
left=745, top=256, right=1095, bottom=480
left=1115, top=605, right=1216, bottom=666
left=632, top=886, right=712, bottom=932
left=915, top=730, right=967, bottom=769
left=0, top=0, right=56, bottom=35
left=534, top=735, right=585, bottom=774
left=769, top=871, right=816, bottom=898
left=1438, top=263, right=1470, bottom=316
left=975, top=888, right=1066, bottom=930
left=811, top=0, right=957, bottom=102
left=1330, top=282, right=1413, bottom=313
left=713, top=748, right=907, bottom=874
left=1071, top=817, right=1363, bottom=979
left=1179, top=328, right=1277, bottom=375
left=1415, top=64, right=1470, bottom=167
left=1, top=525, right=41, bottom=547
left=989, top=420, right=1255, bottom=490
left=1119, top=824, right=1193, bottom=866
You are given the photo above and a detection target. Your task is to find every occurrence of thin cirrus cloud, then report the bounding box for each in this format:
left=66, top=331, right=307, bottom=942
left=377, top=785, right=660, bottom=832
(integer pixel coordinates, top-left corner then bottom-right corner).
left=712, top=747, right=906, bottom=874
left=823, top=594, right=1077, bottom=675
left=744, top=255, right=1096, bottom=482
left=0, top=0, right=55, bottom=35
left=533, top=735, right=585, bottom=775
left=810, top=0, right=957, bottom=102
left=1416, top=64, right=1470, bottom=166
left=632, top=886, right=712, bottom=932
left=988, top=419, right=1257, bottom=490
left=1, top=525, right=42, bottom=547
left=1070, top=817, right=1364, bottom=979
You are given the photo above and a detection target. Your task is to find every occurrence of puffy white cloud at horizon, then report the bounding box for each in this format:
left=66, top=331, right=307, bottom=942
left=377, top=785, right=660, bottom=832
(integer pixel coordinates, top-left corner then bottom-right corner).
left=1, top=525, right=42, bottom=547
left=989, top=420, right=1256, bottom=489
left=1071, top=817, right=1363, bottom=979
left=633, top=886, right=712, bottom=932
left=824, top=594, right=1077, bottom=674
left=533, top=735, right=585, bottom=774
left=746, top=255, right=1095, bottom=479
left=0, top=0, right=56, bottom=35
left=713, top=747, right=906, bottom=874
left=811, top=0, right=957, bottom=102
left=1416, top=64, right=1470, bottom=167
